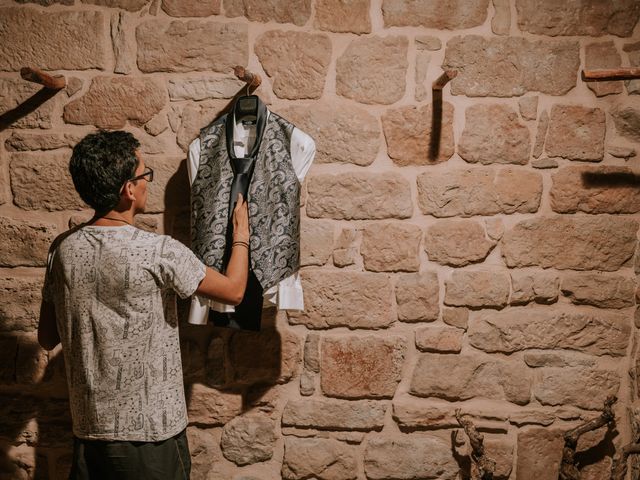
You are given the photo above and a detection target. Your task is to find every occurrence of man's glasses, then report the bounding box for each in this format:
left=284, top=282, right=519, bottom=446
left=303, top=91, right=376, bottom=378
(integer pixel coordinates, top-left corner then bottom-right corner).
left=128, top=166, right=154, bottom=183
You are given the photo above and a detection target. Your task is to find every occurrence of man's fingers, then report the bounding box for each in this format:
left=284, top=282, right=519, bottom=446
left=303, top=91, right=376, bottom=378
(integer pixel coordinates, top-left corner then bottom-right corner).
left=234, top=193, right=244, bottom=212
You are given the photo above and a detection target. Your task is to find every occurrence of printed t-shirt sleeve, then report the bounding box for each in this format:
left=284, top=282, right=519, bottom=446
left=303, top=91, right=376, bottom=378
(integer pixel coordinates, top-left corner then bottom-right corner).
left=158, top=237, right=207, bottom=299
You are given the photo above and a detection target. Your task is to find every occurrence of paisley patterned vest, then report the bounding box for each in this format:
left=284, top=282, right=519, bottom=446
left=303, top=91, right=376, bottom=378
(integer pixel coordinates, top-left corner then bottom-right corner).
left=191, top=111, right=301, bottom=292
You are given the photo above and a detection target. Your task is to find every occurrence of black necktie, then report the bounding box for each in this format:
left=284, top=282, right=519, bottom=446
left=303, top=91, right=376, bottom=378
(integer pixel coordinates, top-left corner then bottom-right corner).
left=228, top=157, right=255, bottom=219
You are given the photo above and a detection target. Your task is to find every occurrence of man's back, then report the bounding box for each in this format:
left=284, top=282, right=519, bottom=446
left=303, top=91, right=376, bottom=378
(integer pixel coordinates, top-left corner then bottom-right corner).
left=44, top=225, right=205, bottom=442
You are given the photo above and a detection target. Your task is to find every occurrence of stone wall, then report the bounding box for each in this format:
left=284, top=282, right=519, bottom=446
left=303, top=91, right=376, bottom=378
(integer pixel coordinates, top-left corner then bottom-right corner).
left=1, top=0, right=639, bottom=478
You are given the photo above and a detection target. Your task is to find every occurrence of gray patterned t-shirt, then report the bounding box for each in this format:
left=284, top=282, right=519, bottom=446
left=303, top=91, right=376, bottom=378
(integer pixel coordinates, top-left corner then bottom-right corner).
left=43, top=225, right=206, bottom=442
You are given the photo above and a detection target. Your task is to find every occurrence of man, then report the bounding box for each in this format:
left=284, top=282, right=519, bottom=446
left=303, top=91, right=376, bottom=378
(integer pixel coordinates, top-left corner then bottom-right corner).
left=38, top=130, right=249, bottom=479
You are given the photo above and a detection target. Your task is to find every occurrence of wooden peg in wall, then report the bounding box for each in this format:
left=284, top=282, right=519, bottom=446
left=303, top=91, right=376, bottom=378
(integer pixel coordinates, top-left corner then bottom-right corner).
left=432, top=70, right=457, bottom=91
left=233, top=66, right=262, bottom=88
left=20, top=67, right=66, bottom=90
left=582, top=68, right=640, bottom=81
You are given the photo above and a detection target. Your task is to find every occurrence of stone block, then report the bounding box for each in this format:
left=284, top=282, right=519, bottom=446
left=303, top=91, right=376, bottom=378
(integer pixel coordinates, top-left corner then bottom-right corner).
left=561, top=273, right=636, bottom=309
left=255, top=31, right=331, bottom=100
left=307, top=172, right=413, bottom=220
left=333, top=228, right=358, bottom=267
left=15, top=0, right=74, bottom=4
left=0, top=277, right=43, bottom=333
left=515, top=0, right=640, bottom=37
left=278, top=102, right=379, bottom=166
left=315, top=0, right=371, bottom=33
left=417, top=167, right=542, bottom=217
left=82, top=0, right=150, bottom=10
left=510, top=272, right=559, bottom=305
left=458, top=104, right=530, bottom=165
left=321, top=335, right=406, bottom=399
left=10, top=152, right=86, bottom=211
left=519, top=96, right=538, bottom=120
left=492, top=0, right=510, bottom=35
left=410, top=353, right=532, bottom=405
left=415, top=40, right=432, bottom=101
left=551, top=166, right=640, bottom=214
left=5, top=133, right=82, bottom=152
left=337, top=35, right=408, bottom=104
left=523, top=352, right=595, bottom=369
left=516, top=428, right=563, bottom=480
left=444, top=270, right=510, bottom=309
left=220, top=414, right=277, bottom=466
left=545, top=105, right=605, bottom=161
left=534, top=366, right=620, bottom=410
left=303, top=333, right=319, bottom=373
left=364, top=434, right=460, bottom=479
left=443, top=36, right=579, bottom=96
left=0, top=8, right=107, bottom=71
left=361, top=222, right=422, bottom=272
left=137, top=19, right=248, bottom=73
left=382, top=0, right=489, bottom=29
left=442, top=308, right=468, bottom=329
left=162, top=0, right=221, bottom=16
left=300, top=219, right=334, bottom=267
left=392, top=398, right=459, bottom=430
left=187, top=384, right=242, bottom=425
left=143, top=156, right=185, bottom=213
left=144, top=115, right=169, bottom=137
left=0, top=217, right=57, bottom=267
left=111, top=11, right=134, bottom=75
left=415, top=325, right=463, bottom=353
left=290, top=270, right=393, bottom=329
left=168, top=77, right=243, bottom=101
left=395, top=272, right=439, bottom=322
left=187, top=426, right=223, bottom=480
left=468, top=306, right=631, bottom=357
left=64, top=76, right=166, bottom=129
left=382, top=102, right=455, bottom=165
left=282, top=398, right=386, bottom=431
left=176, top=100, right=228, bottom=152
left=224, top=0, right=312, bottom=26
left=282, top=437, right=358, bottom=480
left=612, top=103, right=640, bottom=143
left=425, top=219, right=496, bottom=266
left=502, top=216, right=638, bottom=271
left=532, top=109, right=549, bottom=158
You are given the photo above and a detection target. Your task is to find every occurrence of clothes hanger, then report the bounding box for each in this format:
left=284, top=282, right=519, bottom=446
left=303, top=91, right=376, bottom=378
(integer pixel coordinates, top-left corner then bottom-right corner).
left=232, top=79, right=260, bottom=125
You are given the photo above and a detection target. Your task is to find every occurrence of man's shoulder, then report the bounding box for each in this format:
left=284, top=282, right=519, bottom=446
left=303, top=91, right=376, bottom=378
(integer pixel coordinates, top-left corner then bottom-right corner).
left=49, top=224, right=86, bottom=253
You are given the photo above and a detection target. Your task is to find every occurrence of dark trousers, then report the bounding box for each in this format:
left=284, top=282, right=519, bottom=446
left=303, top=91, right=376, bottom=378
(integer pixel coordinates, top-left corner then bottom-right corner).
left=69, top=428, right=191, bottom=480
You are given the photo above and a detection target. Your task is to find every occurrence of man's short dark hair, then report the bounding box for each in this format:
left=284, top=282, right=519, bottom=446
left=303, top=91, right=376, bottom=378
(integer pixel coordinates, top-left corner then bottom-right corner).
left=70, top=130, right=140, bottom=213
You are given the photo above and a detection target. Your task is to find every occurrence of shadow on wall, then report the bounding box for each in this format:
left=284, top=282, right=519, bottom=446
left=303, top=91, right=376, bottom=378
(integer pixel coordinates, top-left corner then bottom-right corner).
left=582, top=171, right=640, bottom=187
left=162, top=159, right=286, bottom=415
left=0, top=343, right=73, bottom=479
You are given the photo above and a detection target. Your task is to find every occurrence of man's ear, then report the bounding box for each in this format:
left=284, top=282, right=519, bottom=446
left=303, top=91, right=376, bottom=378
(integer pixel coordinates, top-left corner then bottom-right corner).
left=121, top=181, right=135, bottom=202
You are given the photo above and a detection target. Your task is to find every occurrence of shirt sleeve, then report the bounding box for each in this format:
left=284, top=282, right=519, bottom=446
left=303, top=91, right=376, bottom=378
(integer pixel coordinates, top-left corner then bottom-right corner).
left=290, top=127, right=316, bottom=182
left=158, top=236, right=207, bottom=299
left=187, top=137, right=201, bottom=186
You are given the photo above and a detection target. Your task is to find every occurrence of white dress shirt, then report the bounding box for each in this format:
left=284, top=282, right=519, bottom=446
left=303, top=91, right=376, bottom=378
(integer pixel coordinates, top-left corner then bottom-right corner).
left=187, top=109, right=315, bottom=325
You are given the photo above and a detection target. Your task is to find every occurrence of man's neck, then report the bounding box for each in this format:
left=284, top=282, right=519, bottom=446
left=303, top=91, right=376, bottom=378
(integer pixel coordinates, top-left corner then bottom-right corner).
left=93, top=209, right=135, bottom=226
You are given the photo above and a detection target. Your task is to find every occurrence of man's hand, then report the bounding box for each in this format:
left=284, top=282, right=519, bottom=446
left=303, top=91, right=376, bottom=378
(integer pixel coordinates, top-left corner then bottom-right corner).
left=232, top=193, right=249, bottom=244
